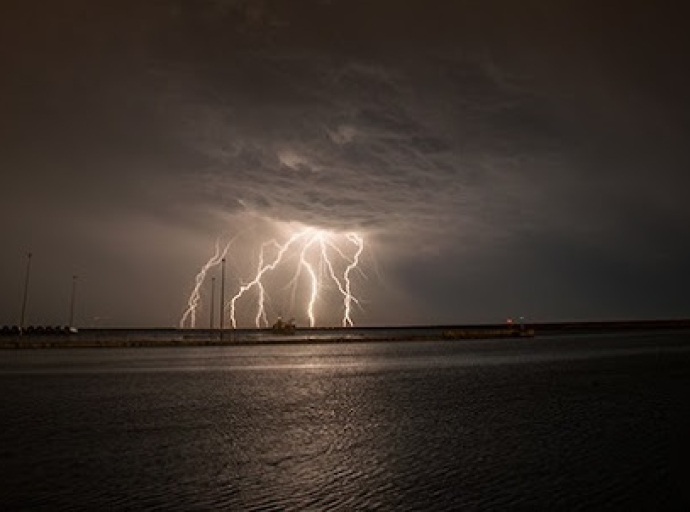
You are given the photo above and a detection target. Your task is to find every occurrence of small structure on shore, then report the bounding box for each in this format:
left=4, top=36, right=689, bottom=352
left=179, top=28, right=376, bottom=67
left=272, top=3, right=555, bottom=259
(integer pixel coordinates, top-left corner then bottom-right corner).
left=442, top=327, right=534, bottom=340
left=272, top=317, right=296, bottom=335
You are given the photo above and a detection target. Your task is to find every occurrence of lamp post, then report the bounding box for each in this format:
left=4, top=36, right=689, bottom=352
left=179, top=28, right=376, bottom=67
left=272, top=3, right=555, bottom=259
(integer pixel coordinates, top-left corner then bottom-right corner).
left=69, top=275, right=78, bottom=328
left=209, top=277, right=215, bottom=331
left=219, top=258, right=225, bottom=341
left=19, top=252, right=32, bottom=331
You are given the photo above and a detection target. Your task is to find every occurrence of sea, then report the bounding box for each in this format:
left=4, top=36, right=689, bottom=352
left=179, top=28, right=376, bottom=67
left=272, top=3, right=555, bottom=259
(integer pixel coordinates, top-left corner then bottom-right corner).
left=1, top=330, right=689, bottom=510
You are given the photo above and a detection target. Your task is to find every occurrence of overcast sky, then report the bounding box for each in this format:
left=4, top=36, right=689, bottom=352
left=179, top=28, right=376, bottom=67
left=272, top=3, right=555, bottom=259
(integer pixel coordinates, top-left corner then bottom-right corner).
left=1, top=1, right=689, bottom=327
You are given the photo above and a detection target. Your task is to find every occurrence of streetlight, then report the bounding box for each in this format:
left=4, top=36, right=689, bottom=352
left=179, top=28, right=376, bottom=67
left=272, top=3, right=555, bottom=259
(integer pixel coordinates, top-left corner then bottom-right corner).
left=209, top=276, right=215, bottom=330
left=19, top=252, right=32, bottom=331
left=69, top=275, right=78, bottom=328
left=220, top=257, right=225, bottom=341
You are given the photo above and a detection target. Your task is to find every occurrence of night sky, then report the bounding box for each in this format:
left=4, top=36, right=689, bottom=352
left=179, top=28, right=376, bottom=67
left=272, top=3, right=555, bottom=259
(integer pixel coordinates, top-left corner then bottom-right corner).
left=2, top=1, right=689, bottom=327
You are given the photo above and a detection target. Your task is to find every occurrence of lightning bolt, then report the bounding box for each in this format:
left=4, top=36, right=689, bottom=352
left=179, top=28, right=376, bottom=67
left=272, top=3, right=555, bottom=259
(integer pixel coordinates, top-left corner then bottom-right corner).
left=320, top=235, right=360, bottom=327
left=298, top=234, right=320, bottom=327
left=180, top=238, right=233, bottom=328
left=343, top=233, right=365, bottom=326
left=227, top=231, right=306, bottom=329
left=254, top=240, right=278, bottom=328
left=182, top=225, right=367, bottom=330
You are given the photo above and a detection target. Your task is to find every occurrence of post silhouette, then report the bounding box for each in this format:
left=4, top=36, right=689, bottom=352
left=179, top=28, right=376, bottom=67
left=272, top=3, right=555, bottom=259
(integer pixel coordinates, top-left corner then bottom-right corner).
left=210, top=277, right=215, bottom=331
left=219, top=258, right=225, bottom=340
left=69, top=275, right=78, bottom=327
left=20, top=252, right=32, bottom=331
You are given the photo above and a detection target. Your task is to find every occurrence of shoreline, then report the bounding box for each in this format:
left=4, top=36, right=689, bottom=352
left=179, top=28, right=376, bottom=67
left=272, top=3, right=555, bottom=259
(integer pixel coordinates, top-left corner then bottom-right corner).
left=0, top=328, right=535, bottom=349
left=1, top=320, right=688, bottom=350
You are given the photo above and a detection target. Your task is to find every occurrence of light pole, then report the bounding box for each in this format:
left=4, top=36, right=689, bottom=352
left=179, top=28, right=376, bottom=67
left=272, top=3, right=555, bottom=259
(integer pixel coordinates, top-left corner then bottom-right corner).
left=19, top=252, right=32, bottom=331
left=220, top=258, right=225, bottom=341
left=69, top=275, right=78, bottom=327
left=209, top=277, right=215, bottom=331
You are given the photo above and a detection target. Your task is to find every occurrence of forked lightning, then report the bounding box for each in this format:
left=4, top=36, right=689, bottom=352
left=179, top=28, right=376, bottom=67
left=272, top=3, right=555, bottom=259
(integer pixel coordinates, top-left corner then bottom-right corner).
left=179, top=239, right=233, bottom=328
left=180, top=227, right=365, bottom=329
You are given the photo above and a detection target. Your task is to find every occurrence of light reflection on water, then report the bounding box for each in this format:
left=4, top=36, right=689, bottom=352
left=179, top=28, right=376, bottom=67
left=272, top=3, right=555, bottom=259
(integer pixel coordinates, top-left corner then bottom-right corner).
left=0, top=333, right=688, bottom=374
left=1, top=332, right=689, bottom=510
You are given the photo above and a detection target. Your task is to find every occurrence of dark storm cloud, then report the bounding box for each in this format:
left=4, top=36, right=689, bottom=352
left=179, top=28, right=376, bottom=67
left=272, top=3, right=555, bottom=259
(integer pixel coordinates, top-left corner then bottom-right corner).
left=165, top=52, right=549, bottom=244
left=1, top=0, right=689, bottom=325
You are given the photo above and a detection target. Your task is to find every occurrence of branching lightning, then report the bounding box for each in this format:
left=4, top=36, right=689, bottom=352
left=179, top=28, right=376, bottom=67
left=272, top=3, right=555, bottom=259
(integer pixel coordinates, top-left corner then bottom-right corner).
left=181, top=226, right=366, bottom=329
left=343, top=233, right=365, bottom=326
left=179, top=238, right=233, bottom=328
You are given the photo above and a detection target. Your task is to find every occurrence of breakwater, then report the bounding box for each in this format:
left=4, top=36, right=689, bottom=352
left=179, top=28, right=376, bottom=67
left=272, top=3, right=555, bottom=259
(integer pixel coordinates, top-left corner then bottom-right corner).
left=2, top=319, right=688, bottom=349
left=1, top=326, right=533, bottom=349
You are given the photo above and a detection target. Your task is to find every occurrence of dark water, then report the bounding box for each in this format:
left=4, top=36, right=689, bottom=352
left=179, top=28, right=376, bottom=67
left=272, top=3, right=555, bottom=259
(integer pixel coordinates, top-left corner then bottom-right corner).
left=1, top=332, right=690, bottom=510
